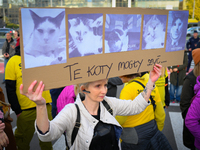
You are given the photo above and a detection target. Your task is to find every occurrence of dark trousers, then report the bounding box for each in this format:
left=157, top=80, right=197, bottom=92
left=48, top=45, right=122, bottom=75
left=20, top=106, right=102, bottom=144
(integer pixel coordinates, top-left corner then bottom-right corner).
left=187, top=51, right=192, bottom=72
left=50, top=87, right=64, bottom=118
left=121, top=120, right=172, bottom=150
left=183, top=121, right=195, bottom=150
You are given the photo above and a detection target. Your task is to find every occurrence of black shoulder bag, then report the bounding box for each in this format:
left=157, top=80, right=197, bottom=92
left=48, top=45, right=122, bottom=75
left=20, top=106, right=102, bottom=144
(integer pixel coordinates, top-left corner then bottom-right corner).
left=65, top=100, right=112, bottom=150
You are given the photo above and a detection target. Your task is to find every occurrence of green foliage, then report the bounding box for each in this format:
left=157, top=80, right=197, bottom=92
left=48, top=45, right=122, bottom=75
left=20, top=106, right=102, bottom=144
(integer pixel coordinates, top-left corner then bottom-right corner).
left=3, top=16, right=10, bottom=24
left=6, top=23, right=19, bottom=29
left=186, top=0, right=200, bottom=21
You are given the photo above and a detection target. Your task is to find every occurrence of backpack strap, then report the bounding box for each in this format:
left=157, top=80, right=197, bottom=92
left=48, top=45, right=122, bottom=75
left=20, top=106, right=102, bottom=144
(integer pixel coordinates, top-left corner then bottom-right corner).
left=130, top=80, right=156, bottom=111
left=102, top=100, right=113, bottom=115
left=66, top=104, right=81, bottom=150
left=65, top=101, right=112, bottom=149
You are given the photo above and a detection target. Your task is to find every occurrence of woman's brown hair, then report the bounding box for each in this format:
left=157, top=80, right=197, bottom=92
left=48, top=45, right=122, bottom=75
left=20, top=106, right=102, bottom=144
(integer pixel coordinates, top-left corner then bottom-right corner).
left=194, top=61, right=200, bottom=77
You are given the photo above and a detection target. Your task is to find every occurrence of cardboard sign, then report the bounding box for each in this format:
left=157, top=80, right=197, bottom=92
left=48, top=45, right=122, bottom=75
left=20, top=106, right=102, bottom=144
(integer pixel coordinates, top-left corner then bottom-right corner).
left=19, top=7, right=189, bottom=91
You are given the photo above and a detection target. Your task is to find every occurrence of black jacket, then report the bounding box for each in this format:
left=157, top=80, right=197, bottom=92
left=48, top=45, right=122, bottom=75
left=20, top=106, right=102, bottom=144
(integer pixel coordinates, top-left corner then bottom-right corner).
left=168, top=51, right=188, bottom=86
left=180, top=70, right=196, bottom=149
left=186, top=36, right=200, bottom=50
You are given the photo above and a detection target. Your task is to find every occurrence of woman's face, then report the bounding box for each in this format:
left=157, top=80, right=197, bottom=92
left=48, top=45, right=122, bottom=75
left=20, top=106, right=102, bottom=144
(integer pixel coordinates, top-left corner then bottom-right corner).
left=171, top=18, right=183, bottom=39
left=84, top=79, right=108, bottom=102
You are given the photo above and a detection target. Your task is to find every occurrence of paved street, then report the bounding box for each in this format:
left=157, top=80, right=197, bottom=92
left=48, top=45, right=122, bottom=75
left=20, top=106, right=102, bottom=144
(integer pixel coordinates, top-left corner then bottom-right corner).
left=0, top=38, right=195, bottom=149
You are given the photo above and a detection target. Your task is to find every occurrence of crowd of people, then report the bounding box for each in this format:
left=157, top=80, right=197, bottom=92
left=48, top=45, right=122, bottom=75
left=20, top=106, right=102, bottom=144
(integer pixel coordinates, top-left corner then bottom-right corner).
left=0, top=29, right=199, bottom=150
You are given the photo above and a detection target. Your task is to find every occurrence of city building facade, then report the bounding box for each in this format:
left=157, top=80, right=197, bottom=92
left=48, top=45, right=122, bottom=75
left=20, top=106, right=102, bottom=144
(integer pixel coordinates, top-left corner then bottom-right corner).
left=0, top=0, right=180, bottom=26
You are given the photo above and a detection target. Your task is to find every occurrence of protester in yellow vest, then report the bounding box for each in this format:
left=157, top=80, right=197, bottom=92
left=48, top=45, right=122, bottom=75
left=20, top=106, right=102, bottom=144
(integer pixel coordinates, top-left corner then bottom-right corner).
left=116, top=72, right=171, bottom=150
left=5, top=46, right=53, bottom=150
left=155, top=67, right=170, bottom=108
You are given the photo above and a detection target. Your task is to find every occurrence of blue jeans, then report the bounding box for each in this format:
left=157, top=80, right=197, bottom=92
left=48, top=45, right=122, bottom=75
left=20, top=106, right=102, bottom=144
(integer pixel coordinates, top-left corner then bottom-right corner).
left=170, top=83, right=183, bottom=102
left=3, top=58, right=9, bottom=82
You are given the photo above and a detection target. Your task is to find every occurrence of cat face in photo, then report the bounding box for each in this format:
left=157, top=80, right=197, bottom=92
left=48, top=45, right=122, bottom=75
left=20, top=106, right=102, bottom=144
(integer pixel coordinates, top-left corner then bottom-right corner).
left=106, top=16, right=133, bottom=52
left=69, top=17, right=93, bottom=45
left=170, top=18, right=183, bottom=40
left=144, top=15, right=165, bottom=44
left=107, top=29, right=123, bottom=52
left=30, top=10, right=65, bottom=54
left=68, top=16, right=103, bottom=56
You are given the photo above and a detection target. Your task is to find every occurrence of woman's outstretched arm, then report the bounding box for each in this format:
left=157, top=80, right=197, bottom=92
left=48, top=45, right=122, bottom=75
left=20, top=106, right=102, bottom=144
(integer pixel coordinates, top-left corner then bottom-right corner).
left=141, top=64, right=162, bottom=102
left=20, top=80, right=49, bottom=133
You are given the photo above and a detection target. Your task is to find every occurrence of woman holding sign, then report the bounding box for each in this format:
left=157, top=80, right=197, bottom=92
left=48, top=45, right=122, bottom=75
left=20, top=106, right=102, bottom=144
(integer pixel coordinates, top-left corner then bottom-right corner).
left=20, top=64, right=162, bottom=150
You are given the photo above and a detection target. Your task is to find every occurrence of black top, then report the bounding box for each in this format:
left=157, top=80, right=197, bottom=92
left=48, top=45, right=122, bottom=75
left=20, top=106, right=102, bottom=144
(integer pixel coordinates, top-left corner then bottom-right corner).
left=90, top=106, right=119, bottom=150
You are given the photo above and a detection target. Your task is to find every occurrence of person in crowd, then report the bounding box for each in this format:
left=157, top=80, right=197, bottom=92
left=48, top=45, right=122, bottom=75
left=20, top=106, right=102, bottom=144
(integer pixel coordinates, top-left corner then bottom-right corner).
left=106, top=77, right=123, bottom=97
left=1, top=33, right=15, bottom=84
left=5, top=46, right=53, bottom=150
left=186, top=30, right=199, bottom=72
left=20, top=64, right=162, bottom=149
left=185, top=75, right=200, bottom=150
left=0, top=87, right=17, bottom=150
left=14, top=30, right=20, bottom=47
left=155, top=67, right=170, bottom=108
left=169, top=50, right=188, bottom=103
left=50, top=87, right=65, bottom=118
left=56, top=85, right=76, bottom=148
left=180, top=48, right=200, bottom=150
left=0, top=120, right=9, bottom=150
left=116, top=72, right=171, bottom=150
left=56, top=85, right=75, bottom=114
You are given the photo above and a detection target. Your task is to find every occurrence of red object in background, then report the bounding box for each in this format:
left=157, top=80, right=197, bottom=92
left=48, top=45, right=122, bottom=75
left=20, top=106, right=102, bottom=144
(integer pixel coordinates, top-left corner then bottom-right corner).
left=0, top=63, right=4, bottom=73
left=177, top=65, right=179, bottom=73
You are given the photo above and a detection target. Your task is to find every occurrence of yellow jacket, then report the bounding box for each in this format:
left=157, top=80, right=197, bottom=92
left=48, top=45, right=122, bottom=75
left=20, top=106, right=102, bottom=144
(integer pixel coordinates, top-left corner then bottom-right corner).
left=116, top=74, right=165, bottom=131
left=5, top=55, right=52, bottom=111
left=155, top=69, right=168, bottom=107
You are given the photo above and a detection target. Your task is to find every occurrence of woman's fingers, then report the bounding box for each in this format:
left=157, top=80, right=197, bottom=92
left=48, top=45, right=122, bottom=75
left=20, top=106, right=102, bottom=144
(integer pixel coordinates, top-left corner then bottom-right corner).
left=153, top=64, right=162, bottom=73
left=153, top=67, right=161, bottom=76
left=153, top=65, right=160, bottom=72
left=27, top=80, right=37, bottom=95
left=0, top=123, right=5, bottom=131
left=20, top=80, right=45, bottom=104
left=5, top=134, right=9, bottom=145
left=39, top=84, right=45, bottom=96
left=154, top=64, right=162, bottom=70
left=34, top=81, right=43, bottom=96
left=0, top=132, right=8, bottom=148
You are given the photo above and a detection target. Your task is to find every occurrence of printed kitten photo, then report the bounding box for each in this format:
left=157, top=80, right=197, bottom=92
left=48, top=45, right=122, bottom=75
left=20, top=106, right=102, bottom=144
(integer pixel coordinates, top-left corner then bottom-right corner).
left=22, top=8, right=66, bottom=69
left=68, top=14, right=103, bottom=58
left=142, top=15, right=167, bottom=50
left=105, top=14, right=141, bottom=53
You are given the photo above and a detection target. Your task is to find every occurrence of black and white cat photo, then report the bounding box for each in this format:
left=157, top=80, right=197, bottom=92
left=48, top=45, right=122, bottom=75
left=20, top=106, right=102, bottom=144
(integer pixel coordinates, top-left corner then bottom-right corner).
left=142, top=15, right=167, bottom=50
left=105, top=14, right=141, bottom=53
left=21, top=8, right=66, bottom=69
left=68, top=14, right=103, bottom=58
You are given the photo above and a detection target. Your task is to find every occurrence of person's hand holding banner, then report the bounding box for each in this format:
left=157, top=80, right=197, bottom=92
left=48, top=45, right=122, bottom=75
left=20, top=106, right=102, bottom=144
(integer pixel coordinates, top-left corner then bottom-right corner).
left=150, top=64, right=162, bottom=83
left=20, top=81, right=46, bottom=106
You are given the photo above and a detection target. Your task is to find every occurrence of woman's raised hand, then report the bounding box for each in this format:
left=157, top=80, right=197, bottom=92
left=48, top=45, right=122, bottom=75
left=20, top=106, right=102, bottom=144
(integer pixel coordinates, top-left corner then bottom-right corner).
left=20, top=80, right=46, bottom=106
left=149, top=64, right=162, bottom=83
